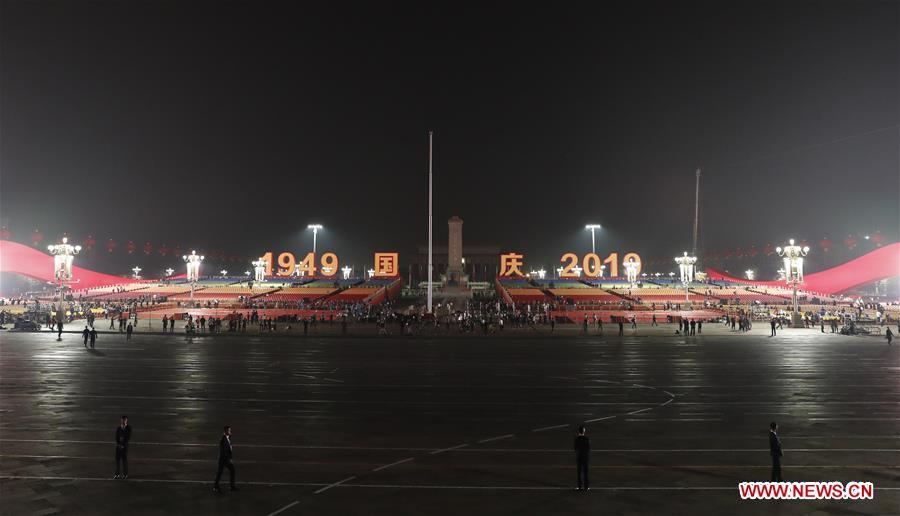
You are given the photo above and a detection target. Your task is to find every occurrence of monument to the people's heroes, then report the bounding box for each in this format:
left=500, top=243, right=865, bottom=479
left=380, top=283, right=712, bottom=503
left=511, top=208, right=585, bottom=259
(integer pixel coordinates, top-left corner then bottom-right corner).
left=446, top=216, right=466, bottom=285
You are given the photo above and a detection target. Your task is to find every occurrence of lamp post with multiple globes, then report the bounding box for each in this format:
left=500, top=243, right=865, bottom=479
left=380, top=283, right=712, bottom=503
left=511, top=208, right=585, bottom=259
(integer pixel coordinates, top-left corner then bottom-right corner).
left=776, top=238, right=810, bottom=328
left=674, top=252, right=697, bottom=302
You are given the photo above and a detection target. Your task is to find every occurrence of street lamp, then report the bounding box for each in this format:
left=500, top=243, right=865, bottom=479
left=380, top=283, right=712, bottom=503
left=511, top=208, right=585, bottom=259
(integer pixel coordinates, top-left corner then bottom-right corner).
left=252, top=258, right=267, bottom=282
left=220, top=269, right=228, bottom=278
left=183, top=250, right=204, bottom=302
left=572, top=264, right=583, bottom=278
left=556, top=266, right=564, bottom=279
left=165, top=268, right=175, bottom=277
left=132, top=266, right=142, bottom=280
left=537, top=268, right=546, bottom=280
left=674, top=252, right=697, bottom=301
left=367, top=268, right=375, bottom=278
left=623, top=258, right=640, bottom=285
left=745, top=269, right=755, bottom=281
left=47, top=237, right=81, bottom=315
left=776, top=238, right=809, bottom=328
left=341, top=266, right=352, bottom=280
left=584, top=224, right=602, bottom=254
left=307, top=224, right=323, bottom=255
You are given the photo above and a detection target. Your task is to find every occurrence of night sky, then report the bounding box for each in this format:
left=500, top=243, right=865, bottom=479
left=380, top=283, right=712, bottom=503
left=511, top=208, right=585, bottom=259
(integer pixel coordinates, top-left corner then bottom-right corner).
left=1, top=1, right=897, bottom=275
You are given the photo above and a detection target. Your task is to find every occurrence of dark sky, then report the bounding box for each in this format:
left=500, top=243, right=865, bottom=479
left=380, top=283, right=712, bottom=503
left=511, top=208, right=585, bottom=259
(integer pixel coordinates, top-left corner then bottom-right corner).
left=1, top=0, right=897, bottom=274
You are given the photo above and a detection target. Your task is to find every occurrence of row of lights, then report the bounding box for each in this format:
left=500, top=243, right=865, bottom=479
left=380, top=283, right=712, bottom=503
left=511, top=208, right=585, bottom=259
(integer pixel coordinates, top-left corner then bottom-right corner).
left=46, top=227, right=813, bottom=324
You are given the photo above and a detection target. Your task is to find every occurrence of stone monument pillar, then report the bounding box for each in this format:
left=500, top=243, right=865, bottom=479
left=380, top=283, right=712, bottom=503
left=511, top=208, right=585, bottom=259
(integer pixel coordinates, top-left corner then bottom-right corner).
left=447, top=216, right=464, bottom=283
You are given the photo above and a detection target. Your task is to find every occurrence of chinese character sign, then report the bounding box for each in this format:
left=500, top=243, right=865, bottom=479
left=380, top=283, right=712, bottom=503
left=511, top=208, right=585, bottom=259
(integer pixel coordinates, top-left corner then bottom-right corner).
left=499, top=253, right=525, bottom=277
left=374, top=252, right=399, bottom=277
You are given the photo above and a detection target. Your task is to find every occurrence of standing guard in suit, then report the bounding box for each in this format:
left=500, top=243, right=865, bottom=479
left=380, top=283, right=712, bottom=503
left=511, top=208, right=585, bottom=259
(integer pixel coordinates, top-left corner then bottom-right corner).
left=573, top=426, right=591, bottom=491
left=114, top=416, right=132, bottom=479
left=769, top=422, right=784, bottom=481
left=213, top=426, right=237, bottom=492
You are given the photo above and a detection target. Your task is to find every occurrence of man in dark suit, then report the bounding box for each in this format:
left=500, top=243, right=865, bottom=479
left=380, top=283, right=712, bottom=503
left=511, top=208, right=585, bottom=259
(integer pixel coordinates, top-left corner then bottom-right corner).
left=89, top=328, right=97, bottom=349
left=573, top=426, right=590, bottom=491
left=769, top=422, right=783, bottom=481
left=114, top=415, right=131, bottom=479
left=82, top=327, right=90, bottom=347
left=213, top=426, right=237, bottom=492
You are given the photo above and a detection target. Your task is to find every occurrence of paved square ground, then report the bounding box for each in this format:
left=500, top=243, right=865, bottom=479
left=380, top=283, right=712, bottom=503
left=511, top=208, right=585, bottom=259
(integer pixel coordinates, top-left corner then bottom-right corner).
left=1, top=327, right=897, bottom=515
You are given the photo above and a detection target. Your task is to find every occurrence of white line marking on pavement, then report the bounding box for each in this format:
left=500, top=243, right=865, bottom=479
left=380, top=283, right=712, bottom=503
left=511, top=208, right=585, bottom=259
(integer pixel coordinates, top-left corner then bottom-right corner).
left=314, top=476, right=357, bottom=494
left=531, top=424, right=569, bottom=432
left=476, top=434, right=515, bottom=444
left=585, top=415, right=616, bottom=423
left=625, top=418, right=724, bottom=422
left=7, top=475, right=896, bottom=491
left=322, top=378, right=344, bottom=383
left=4, top=440, right=894, bottom=453
left=627, top=407, right=653, bottom=415
left=267, top=500, right=300, bottom=516
left=329, top=368, right=339, bottom=373
left=661, top=399, right=674, bottom=406
left=0, top=475, right=324, bottom=486
left=662, top=390, right=676, bottom=398
left=429, top=444, right=469, bottom=455
left=372, top=457, right=415, bottom=472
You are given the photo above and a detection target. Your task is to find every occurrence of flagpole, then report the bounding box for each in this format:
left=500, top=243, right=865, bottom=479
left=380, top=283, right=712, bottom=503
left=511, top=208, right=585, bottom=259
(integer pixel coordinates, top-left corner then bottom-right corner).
left=427, top=130, right=434, bottom=313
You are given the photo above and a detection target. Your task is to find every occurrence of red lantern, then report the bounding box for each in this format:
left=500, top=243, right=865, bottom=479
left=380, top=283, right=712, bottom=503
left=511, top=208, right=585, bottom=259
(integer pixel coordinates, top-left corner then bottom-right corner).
left=0, top=226, right=10, bottom=240
left=763, top=243, right=774, bottom=256
left=843, top=235, right=857, bottom=250
left=158, top=244, right=169, bottom=257
left=870, top=232, right=885, bottom=247
left=143, top=242, right=153, bottom=255
left=31, top=229, right=44, bottom=247
left=748, top=246, right=759, bottom=257
left=106, top=239, right=117, bottom=253
left=126, top=241, right=136, bottom=254
left=819, top=238, right=832, bottom=252
left=83, top=235, right=96, bottom=251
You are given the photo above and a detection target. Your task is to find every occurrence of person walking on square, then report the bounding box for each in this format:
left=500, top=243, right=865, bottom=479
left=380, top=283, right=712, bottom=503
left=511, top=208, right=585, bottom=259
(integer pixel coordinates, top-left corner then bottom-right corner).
left=126, top=322, right=133, bottom=340
left=82, top=326, right=90, bottom=348
left=57, top=318, right=63, bottom=340
left=769, top=422, right=783, bottom=481
left=89, top=327, right=97, bottom=349
left=550, top=317, right=555, bottom=333
left=596, top=317, right=602, bottom=334
left=689, top=319, right=696, bottom=335
left=163, top=315, right=168, bottom=332
left=618, top=319, right=624, bottom=336
left=213, top=426, right=237, bottom=493
left=697, top=320, right=702, bottom=334
left=573, top=426, right=590, bottom=491
left=651, top=314, right=657, bottom=326
left=114, top=415, right=132, bottom=479
left=886, top=328, right=893, bottom=346
left=770, top=318, right=777, bottom=336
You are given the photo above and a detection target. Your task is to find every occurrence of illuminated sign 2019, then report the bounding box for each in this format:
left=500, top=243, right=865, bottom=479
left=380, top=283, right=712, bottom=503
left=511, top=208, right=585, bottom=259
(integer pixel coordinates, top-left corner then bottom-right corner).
left=500, top=252, right=642, bottom=278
